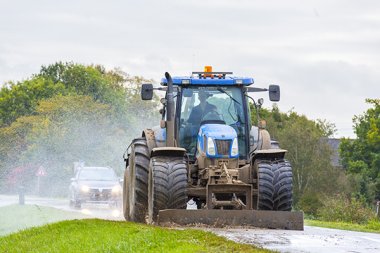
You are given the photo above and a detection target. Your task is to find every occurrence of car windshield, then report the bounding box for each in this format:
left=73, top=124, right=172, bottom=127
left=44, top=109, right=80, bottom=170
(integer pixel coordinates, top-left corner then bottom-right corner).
left=179, top=86, right=246, bottom=157
left=78, top=169, right=116, bottom=181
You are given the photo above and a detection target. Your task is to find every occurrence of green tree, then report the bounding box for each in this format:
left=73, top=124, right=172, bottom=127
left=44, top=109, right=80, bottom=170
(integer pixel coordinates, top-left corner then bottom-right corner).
left=0, top=115, right=36, bottom=190
left=276, top=113, right=343, bottom=203
left=37, top=62, right=127, bottom=110
left=340, top=99, right=380, bottom=201
left=0, top=62, right=128, bottom=127
left=0, top=78, right=67, bottom=126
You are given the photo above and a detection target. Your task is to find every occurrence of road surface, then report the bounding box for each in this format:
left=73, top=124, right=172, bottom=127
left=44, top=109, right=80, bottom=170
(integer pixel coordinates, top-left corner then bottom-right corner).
left=210, top=226, right=380, bottom=253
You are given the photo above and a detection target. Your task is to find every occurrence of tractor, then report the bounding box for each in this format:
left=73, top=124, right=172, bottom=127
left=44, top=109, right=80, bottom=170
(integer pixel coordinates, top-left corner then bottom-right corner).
left=123, top=67, right=303, bottom=230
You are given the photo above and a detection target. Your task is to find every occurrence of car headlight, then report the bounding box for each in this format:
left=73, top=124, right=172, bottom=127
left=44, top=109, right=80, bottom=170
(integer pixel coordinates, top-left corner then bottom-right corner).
left=112, top=184, right=122, bottom=194
left=231, top=138, right=239, bottom=156
left=81, top=185, right=90, bottom=193
left=207, top=137, right=216, bottom=156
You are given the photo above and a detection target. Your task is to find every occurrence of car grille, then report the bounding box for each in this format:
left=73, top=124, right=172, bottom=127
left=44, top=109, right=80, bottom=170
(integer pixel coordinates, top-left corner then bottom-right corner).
left=89, top=188, right=112, bottom=200
left=215, top=140, right=231, bottom=156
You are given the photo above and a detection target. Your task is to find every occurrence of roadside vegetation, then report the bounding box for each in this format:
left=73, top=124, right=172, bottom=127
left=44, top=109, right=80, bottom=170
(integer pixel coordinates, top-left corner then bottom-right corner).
left=304, top=194, right=380, bottom=233
left=0, top=219, right=272, bottom=253
left=305, top=219, right=380, bottom=234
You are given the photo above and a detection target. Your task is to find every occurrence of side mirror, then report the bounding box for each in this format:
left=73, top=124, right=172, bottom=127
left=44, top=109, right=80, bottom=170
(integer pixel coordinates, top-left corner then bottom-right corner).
left=141, top=84, right=153, bottom=100
left=269, top=85, right=280, bottom=102
left=257, top=98, right=264, bottom=107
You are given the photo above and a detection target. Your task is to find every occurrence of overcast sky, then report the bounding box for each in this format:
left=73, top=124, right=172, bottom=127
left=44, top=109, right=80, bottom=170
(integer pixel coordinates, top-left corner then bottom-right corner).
left=1, top=0, right=379, bottom=138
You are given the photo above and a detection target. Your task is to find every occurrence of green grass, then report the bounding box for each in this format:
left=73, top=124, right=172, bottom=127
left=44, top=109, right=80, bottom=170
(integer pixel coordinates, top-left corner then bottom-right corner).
left=0, top=204, right=88, bottom=236
left=305, top=219, right=380, bottom=233
left=0, top=219, right=272, bottom=253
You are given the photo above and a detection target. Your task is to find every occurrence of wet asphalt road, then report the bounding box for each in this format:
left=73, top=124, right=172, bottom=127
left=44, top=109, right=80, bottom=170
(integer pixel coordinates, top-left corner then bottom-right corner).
left=1, top=195, right=380, bottom=252
left=210, top=226, right=380, bottom=253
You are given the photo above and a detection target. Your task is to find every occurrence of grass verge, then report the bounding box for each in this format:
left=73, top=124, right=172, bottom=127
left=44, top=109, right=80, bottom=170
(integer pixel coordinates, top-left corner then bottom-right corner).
left=0, top=219, right=272, bottom=253
left=0, top=204, right=88, bottom=236
left=305, top=219, right=380, bottom=234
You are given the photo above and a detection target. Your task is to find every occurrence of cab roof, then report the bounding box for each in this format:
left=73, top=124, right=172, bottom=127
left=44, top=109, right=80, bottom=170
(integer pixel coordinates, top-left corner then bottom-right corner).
left=160, top=72, right=254, bottom=86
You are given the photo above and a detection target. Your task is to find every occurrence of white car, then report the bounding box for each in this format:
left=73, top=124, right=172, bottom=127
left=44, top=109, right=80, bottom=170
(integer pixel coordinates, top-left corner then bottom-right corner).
left=69, top=167, right=122, bottom=209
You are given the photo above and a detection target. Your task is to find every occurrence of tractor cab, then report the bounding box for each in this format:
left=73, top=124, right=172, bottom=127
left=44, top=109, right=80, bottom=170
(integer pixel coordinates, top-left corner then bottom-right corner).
left=178, top=86, right=247, bottom=160
left=157, top=67, right=263, bottom=162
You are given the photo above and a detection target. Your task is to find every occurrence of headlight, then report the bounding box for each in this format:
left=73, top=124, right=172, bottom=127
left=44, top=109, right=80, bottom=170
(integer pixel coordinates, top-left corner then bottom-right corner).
left=81, top=185, right=90, bottom=193
left=231, top=138, right=239, bottom=156
left=207, top=137, right=216, bottom=156
left=112, top=184, right=122, bottom=194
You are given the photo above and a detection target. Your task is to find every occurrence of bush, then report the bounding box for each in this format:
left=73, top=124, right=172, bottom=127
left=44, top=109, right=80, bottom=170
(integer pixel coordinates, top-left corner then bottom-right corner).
left=317, top=194, right=376, bottom=224
left=297, top=193, right=322, bottom=218
left=366, top=219, right=380, bottom=230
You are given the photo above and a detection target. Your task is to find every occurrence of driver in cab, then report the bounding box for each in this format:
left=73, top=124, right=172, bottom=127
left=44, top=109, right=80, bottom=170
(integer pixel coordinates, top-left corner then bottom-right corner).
left=187, top=90, right=217, bottom=125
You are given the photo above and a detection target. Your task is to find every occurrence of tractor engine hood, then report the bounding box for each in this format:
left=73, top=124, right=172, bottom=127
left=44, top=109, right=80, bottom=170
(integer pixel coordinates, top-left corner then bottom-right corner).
left=197, top=124, right=239, bottom=158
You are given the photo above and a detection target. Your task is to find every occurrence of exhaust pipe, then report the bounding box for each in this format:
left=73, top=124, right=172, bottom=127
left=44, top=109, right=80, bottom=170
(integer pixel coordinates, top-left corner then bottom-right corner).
left=165, top=72, right=175, bottom=147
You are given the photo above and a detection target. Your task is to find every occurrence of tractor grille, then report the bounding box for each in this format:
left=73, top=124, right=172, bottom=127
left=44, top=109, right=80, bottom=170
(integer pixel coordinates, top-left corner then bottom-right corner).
left=215, top=140, right=231, bottom=156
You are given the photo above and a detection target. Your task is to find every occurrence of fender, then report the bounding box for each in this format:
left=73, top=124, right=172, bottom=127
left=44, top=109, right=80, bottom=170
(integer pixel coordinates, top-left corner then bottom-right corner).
left=142, top=128, right=157, bottom=155
left=251, top=149, right=287, bottom=161
left=259, top=129, right=272, bottom=150
left=151, top=147, right=186, bottom=158
left=249, top=127, right=272, bottom=151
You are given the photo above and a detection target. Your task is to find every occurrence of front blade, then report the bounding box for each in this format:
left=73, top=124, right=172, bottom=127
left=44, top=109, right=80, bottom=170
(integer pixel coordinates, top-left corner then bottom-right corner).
left=157, top=209, right=304, bottom=230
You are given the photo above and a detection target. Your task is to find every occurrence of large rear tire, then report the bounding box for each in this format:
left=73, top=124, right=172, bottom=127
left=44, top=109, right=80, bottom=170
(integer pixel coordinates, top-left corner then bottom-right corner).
left=148, top=156, right=188, bottom=223
left=273, top=160, right=293, bottom=211
left=254, top=160, right=275, bottom=210
left=123, top=138, right=150, bottom=222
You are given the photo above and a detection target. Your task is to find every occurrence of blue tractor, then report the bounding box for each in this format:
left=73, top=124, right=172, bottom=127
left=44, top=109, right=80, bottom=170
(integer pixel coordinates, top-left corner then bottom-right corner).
left=123, top=67, right=303, bottom=229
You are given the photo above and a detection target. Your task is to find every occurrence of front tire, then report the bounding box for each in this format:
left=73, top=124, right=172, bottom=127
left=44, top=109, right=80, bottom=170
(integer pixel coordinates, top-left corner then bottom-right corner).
left=148, top=156, right=188, bottom=223
left=254, top=160, right=275, bottom=210
left=273, top=160, right=293, bottom=211
left=69, top=189, right=81, bottom=209
left=123, top=138, right=150, bottom=222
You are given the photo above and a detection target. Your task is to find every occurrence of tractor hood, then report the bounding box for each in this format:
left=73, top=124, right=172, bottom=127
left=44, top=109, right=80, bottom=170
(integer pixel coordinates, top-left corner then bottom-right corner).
left=197, top=124, right=238, bottom=158
left=199, top=124, right=237, bottom=140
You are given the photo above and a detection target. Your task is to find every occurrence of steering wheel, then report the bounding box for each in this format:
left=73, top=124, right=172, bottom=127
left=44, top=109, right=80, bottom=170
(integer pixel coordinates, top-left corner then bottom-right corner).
left=200, top=110, right=226, bottom=125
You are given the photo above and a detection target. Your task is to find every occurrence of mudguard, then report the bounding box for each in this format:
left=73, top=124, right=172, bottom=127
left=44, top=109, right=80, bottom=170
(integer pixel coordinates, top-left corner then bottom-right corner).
left=251, top=149, right=287, bottom=161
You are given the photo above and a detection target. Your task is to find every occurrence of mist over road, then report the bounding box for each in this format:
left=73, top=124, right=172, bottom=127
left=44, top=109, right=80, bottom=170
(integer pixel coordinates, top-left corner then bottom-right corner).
left=0, top=195, right=123, bottom=221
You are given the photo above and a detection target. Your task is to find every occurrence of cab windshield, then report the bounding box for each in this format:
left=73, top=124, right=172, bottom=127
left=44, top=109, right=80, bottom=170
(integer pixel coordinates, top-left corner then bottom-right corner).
left=178, top=87, right=246, bottom=157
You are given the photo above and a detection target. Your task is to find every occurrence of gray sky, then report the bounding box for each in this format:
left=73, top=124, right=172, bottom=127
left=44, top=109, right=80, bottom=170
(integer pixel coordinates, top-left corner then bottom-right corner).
left=1, top=0, right=379, bottom=138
